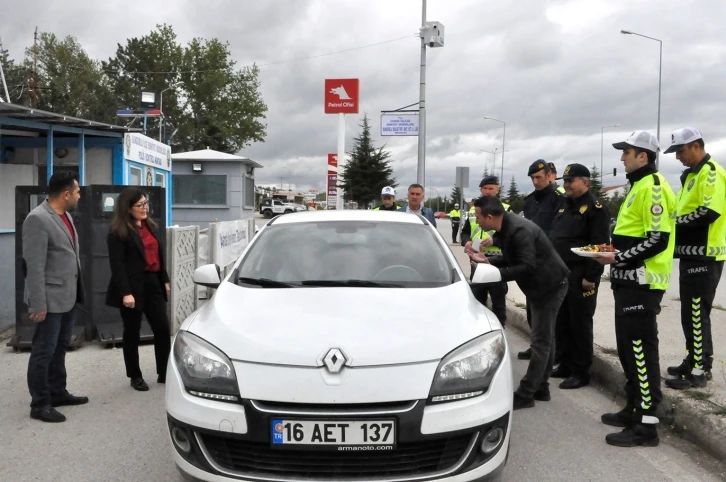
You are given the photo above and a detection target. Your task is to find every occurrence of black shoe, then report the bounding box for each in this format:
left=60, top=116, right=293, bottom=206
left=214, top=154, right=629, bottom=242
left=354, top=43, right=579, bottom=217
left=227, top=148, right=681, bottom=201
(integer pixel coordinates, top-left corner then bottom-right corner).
left=559, top=375, right=590, bottom=390
left=517, top=348, right=531, bottom=360
left=513, top=392, right=535, bottom=410
left=550, top=365, right=571, bottom=379
left=51, top=394, right=89, bottom=407
left=130, top=377, right=149, bottom=391
left=601, top=408, right=634, bottom=428
left=605, top=424, right=659, bottom=447
left=665, top=374, right=707, bottom=390
left=667, top=360, right=690, bottom=377
left=533, top=386, right=551, bottom=401
left=30, top=406, right=66, bottom=423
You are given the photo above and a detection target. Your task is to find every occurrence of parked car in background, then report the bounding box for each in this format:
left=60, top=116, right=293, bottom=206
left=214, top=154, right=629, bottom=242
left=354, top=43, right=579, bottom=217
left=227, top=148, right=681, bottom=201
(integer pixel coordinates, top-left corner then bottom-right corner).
left=435, top=211, right=448, bottom=219
left=259, top=198, right=296, bottom=218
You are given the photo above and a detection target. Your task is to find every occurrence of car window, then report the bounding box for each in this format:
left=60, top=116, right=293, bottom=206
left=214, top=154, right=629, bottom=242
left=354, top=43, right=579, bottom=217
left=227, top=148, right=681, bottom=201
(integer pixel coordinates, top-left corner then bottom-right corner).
left=235, top=221, right=455, bottom=288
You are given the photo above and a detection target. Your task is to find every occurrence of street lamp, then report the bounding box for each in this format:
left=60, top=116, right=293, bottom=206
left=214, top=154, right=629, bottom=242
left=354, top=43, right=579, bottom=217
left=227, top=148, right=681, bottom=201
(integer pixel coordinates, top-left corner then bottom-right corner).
left=621, top=29, right=662, bottom=168
left=480, top=148, right=498, bottom=173
left=159, top=86, right=175, bottom=142
left=601, top=124, right=619, bottom=186
left=427, top=186, right=440, bottom=212
left=483, top=117, right=506, bottom=182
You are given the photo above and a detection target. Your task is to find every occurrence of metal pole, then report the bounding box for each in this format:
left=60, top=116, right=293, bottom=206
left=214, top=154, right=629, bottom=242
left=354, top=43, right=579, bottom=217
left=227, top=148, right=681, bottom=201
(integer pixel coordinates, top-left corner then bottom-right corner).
left=159, top=92, right=164, bottom=141
left=416, top=0, right=427, bottom=187
left=336, top=113, right=345, bottom=210
left=600, top=126, right=604, bottom=187
left=0, top=58, right=10, bottom=103
left=656, top=40, right=662, bottom=169
left=500, top=123, right=506, bottom=182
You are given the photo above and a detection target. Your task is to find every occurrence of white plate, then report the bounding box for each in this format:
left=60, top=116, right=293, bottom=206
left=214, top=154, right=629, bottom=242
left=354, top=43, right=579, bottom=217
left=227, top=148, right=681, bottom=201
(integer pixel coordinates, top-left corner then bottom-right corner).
left=570, top=247, right=619, bottom=258
left=271, top=419, right=396, bottom=447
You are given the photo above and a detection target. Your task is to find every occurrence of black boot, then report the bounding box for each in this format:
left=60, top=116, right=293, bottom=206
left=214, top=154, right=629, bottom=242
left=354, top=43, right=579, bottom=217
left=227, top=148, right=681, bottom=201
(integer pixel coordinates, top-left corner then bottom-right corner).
left=559, top=375, right=590, bottom=389
left=533, top=386, right=551, bottom=402
left=517, top=348, right=531, bottom=360
left=665, top=373, right=707, bottom=390
left=30, top=406, right=66, bottom=423
left=605, top=424, right=659, bottom=447
left=601, top=408, right=634, bottom=428
left=668, top=359, right=712, bottom=381
left=550, top=365, right=571, bottom=379
left=513, top=392, right=535, bottom=410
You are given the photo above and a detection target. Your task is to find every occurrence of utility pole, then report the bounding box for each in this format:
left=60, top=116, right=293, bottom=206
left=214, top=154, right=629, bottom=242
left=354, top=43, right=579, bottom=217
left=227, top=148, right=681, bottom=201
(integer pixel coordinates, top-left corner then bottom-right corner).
left=29, top=27, right=38, bottom=108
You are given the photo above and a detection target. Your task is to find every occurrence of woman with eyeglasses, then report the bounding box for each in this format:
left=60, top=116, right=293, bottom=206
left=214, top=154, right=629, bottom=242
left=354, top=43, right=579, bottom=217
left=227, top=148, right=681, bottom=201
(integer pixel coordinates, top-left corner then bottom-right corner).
left=106, top=187, right=171, bottom=392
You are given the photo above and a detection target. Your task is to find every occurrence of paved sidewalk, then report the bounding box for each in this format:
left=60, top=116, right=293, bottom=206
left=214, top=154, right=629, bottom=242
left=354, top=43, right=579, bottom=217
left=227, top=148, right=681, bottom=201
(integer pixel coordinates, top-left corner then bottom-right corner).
left=439, top=221, right=726, bottom=462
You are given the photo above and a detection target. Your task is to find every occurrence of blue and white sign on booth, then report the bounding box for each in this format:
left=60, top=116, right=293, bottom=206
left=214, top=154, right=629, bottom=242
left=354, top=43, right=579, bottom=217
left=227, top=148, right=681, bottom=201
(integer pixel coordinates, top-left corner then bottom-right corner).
left=121, top=133, right=172, bottom=225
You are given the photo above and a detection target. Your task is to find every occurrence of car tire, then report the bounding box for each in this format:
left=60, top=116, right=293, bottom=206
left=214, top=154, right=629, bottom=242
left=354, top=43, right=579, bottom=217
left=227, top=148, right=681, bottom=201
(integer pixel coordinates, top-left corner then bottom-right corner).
left=263, top=210, right=272, bottom=219
left=284, top=210, right=293, bottom=214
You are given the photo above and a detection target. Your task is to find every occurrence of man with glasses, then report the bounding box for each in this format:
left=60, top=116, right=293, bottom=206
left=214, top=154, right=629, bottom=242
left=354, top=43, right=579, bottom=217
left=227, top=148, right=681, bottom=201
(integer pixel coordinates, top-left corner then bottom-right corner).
left=548, top=164, right=611, bottom=390
left=374, top=186, right=401, bottom=211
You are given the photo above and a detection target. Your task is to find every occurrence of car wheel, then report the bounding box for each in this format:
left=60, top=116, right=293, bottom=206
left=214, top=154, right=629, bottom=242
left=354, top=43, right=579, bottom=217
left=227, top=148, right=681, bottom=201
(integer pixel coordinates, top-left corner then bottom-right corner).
left=263, top=210, right=272, bottom=219
left=284, top=210, right=293, bottom=214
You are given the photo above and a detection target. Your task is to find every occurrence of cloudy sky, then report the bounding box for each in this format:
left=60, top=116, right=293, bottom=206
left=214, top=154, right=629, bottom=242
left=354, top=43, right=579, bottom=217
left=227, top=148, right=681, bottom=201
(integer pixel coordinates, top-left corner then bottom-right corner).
left=3, top=0, right=726, bottom=199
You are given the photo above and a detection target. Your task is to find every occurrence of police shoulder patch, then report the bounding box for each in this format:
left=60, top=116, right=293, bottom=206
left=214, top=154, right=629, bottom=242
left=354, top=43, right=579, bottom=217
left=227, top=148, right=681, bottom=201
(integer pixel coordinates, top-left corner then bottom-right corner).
left=595, top=201, right=602, bottom=209
left=651, top=204, right=663, bottom=215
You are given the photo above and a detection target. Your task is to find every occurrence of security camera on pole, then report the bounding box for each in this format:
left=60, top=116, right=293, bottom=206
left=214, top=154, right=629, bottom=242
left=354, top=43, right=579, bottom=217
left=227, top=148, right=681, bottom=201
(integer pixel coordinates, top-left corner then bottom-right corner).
left=324, top=78, right=360, bottom=210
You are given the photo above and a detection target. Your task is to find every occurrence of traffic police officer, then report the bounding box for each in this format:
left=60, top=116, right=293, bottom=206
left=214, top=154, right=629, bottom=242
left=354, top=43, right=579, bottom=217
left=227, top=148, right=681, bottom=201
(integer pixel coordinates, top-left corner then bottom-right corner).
left=663, top=128, right=726, bottom=389
left=461, top=176, right=510, bottom=325
left=548, top=162, right=566, bottom=194
left=519, top=160, right=564, bottom=360
left=596, top=131, right=676, bottom=448
left=549, top=163, right=611, bottom=389
left=449, top=203, right=462, bottom=244
left=374, top=186, right=401, bottom=211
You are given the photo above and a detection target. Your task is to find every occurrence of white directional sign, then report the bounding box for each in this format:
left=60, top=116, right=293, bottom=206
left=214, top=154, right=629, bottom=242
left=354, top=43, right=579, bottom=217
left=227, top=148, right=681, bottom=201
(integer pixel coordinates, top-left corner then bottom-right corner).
left=380, top=113, right=419, bottom=136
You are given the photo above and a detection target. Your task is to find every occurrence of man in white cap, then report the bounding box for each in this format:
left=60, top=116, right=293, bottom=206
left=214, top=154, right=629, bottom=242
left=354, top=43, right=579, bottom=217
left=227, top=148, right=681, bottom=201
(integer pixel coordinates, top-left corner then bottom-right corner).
left=662, top=128, right=726, bottom=390
left=448, top=203, right=461, bottom=244
left=374, top=186, right=401, bottom=211
left=595, top=130, right=676, bottom=448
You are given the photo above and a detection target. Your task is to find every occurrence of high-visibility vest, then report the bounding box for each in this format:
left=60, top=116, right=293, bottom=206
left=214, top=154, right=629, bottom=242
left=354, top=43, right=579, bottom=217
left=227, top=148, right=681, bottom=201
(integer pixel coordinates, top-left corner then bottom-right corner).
left=467, top=202, right=509, bottom=254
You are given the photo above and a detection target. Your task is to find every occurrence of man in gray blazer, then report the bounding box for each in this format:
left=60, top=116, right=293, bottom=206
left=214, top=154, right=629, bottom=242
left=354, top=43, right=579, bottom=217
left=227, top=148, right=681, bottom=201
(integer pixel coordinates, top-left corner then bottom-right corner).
left=400, top=183, right=437, bottom=226
left=23, top=171, right=88, bottom=423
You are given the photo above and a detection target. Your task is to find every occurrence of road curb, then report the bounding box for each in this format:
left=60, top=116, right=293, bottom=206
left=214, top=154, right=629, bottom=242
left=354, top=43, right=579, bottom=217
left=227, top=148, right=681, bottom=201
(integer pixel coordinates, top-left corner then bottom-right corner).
left=504, top=302, right=726, bottom=462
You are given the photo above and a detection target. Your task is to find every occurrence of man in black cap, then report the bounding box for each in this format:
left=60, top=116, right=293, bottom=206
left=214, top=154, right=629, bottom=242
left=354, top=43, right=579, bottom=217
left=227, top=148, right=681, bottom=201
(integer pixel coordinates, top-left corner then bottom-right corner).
left=462, top=176, right=510, bottom=325
left=518, top=160, right=565, bottom=360
left=548, top=163, right=611, bottom=389
left=548, top=162, right=566, bottom=194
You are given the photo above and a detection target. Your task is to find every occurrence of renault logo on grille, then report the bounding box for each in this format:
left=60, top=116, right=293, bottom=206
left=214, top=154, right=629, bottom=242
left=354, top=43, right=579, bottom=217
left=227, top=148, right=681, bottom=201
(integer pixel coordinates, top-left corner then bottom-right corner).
left=323, top=348, right=347, bottom=373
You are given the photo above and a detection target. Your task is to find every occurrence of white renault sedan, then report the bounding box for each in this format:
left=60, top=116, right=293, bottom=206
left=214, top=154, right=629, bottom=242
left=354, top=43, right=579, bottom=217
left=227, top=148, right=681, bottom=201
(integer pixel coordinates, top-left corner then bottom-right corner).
left=166, top=210, right=513, bottom=482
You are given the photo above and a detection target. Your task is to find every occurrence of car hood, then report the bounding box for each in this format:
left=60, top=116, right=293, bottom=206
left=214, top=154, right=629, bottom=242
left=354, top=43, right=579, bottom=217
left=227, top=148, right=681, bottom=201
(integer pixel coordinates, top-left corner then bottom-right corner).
left=186, top=281, right=495, bottom=367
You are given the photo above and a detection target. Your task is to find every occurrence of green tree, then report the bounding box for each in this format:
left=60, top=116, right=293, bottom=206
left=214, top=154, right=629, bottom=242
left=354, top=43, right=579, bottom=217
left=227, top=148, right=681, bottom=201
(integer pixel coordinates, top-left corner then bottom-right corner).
left=0, top=40, right=28, bottom=103
left=450, top=186, right=463, bottom=210
left=505, top=176, right=520, bottom=204
left=589, top=165, right=607, bottom=202
left=21, top=32, right=114, bottom=120
left=103, top=24, right=267, bottom=151
left=339, top=114, right=397, bottom=208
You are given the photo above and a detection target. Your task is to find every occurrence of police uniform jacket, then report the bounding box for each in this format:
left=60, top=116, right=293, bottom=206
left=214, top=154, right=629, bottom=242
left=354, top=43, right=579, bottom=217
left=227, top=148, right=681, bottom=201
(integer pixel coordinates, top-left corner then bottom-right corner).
left=549, top=191, right=611, bottom=283
left=522, top=184, right=562, bottom=235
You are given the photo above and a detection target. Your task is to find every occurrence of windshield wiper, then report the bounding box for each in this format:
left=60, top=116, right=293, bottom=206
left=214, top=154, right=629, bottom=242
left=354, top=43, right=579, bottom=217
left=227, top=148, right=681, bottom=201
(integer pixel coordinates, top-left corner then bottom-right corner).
left=300, top=279, right=403, bottom=288
left=238, top=277, right=298, bottom=288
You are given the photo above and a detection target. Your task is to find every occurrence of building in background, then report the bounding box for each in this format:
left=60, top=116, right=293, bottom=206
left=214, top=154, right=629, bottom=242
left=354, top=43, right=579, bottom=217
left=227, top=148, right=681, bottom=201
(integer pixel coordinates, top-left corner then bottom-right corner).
left=171, top=147, right=262, bottom=227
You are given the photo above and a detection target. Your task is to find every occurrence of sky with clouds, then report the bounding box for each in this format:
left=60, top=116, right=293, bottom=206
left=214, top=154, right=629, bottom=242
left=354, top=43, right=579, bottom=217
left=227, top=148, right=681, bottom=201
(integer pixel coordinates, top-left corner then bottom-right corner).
left=3, top=0, right=726, bottom=199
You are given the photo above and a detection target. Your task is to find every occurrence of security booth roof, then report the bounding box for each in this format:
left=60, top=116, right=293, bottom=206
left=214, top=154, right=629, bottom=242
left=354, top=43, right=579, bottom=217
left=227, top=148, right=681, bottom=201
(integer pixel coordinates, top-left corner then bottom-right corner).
left=0, top=102, right=139, bottom=136
left=171, top=147, right=263, bottom=168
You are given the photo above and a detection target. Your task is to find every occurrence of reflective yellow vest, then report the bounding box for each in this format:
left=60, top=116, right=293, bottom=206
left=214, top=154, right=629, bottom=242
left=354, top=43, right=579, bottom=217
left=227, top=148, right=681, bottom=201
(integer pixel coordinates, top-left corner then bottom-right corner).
left=468, top=201, right=510, bottom=254
left=374, top=205, right=401, bottom=211
left=449, top=209, right=461, bottom=220
left=675, top=158, right=726, bottom=261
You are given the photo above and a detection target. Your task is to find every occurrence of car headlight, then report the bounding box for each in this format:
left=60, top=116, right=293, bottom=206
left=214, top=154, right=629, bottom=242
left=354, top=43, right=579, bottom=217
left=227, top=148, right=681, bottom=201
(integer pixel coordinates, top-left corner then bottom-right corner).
left=173, top=330, right=240, bottom=402
left=429, top=331, right=506, bottom=403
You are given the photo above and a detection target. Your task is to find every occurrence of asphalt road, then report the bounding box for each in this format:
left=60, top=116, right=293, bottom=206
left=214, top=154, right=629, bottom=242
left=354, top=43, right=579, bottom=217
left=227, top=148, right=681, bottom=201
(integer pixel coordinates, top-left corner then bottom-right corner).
left=1, top=330, right=724, bottom=481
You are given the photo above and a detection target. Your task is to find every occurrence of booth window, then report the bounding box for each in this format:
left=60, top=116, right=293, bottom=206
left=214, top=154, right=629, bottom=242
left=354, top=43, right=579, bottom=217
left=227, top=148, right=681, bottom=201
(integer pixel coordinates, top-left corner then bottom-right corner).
left=129, top=166, right=143, bottom=186
left=244, top=175, right=255, bottom=208
left=172, top=174, right=227, bottom=205
left=155, top=172, right=165, bottom=187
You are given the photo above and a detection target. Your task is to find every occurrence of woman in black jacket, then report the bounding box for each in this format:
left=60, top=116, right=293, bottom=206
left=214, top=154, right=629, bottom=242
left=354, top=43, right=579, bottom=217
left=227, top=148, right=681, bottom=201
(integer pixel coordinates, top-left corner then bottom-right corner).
left=106, top=187, right=171, bottom=392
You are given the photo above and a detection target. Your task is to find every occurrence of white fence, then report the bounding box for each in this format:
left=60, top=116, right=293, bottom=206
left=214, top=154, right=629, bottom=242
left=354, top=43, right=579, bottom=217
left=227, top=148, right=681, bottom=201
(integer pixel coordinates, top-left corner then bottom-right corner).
left=166, top=218, right=256, bottom=332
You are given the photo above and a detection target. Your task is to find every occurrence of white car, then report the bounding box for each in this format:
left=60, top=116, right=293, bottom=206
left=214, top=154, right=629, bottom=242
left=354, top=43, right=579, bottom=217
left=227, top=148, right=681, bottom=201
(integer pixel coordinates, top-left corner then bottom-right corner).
left=166, top=210, right=513, bottom=482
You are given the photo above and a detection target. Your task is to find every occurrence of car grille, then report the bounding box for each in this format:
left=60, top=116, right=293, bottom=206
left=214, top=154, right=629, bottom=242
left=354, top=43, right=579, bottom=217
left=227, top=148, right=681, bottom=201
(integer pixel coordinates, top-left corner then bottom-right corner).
left=197, top=432, right=474, bottom=480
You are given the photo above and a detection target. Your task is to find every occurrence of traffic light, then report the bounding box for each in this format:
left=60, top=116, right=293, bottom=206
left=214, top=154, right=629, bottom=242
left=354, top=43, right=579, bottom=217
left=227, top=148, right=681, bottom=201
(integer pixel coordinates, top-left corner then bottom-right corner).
left=613, top=168, right=617, bottom=176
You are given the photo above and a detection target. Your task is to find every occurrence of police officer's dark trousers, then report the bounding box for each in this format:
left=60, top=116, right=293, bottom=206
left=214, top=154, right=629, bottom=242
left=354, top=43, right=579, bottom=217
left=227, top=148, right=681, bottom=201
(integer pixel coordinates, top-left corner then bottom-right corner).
left=452, top=222, right=460, bottom=244
left=613, top=285, right=663, bottom=422
left=679, top=259, right=724, bottom=373
left=555, top=265, right=597, bottom=378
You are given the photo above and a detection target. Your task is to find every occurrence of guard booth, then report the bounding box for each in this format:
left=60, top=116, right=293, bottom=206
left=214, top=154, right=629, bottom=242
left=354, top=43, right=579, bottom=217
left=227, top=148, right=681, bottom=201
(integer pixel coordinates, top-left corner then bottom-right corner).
left=10, top=184, right=167, bottom=350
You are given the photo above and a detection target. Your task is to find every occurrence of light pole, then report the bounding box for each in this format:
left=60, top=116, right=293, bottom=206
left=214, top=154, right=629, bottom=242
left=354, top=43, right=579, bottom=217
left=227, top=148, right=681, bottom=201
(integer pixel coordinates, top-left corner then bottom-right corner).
left=621, top=29, right=662, bottom=168
left=601, top=124, right=619, bottom=186
left=484, top=117, right=506, bottom=182
left=480, top=148, right=498, bottom=174
left=427, top=187, right=440, bottom=212
left=159, top=86, right=175, bottom=142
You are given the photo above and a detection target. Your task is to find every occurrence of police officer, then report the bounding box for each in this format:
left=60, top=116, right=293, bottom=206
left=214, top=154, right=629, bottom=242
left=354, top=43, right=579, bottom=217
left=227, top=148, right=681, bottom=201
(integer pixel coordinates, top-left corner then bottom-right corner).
left=449, top=203, right=462, bottom=244
left=374, top=186, right=400, bottom=211
left=548, top=162, right=566, bottom=194
left=596, top=131, right=676, bottom=447
left=519, top=160, right=564, bottom=360
left=549, top=163, right=611, bottom=389
left=663, top=128, right=726, bottom=389
left=461, top=176, right=510, bottom=325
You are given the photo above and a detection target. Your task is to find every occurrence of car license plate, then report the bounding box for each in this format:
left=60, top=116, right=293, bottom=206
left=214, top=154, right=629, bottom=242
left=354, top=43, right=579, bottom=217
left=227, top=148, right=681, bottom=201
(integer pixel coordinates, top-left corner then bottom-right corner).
left=271, top=419, right=396, bottom=448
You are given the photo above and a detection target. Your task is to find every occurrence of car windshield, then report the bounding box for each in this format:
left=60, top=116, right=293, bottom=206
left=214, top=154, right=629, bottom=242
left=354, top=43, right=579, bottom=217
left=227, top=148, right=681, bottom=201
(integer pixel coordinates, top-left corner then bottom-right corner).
left=235, top=220, right=456, bottom=288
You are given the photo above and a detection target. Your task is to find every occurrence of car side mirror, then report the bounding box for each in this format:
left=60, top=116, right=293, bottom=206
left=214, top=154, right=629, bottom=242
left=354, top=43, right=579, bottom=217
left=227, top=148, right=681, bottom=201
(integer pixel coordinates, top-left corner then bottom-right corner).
left=470, top=264, right=502, bottom=284
left=193, top=264, right=222, bottom=288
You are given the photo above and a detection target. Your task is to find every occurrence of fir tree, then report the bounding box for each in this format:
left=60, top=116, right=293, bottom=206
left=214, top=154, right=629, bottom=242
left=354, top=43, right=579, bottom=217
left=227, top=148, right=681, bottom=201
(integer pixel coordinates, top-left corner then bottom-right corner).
left=338, top=114, right=397, bottom=208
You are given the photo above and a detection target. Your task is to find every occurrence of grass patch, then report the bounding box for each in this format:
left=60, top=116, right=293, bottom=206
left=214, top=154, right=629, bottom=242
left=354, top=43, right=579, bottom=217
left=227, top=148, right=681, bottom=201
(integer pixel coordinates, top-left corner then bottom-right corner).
left=683, top=391, right=713, bottom=402
left=712, top=304, right=726, bottom=312
left=601, top=347, right=619, bottom=356
left=514, top=302, right=527, bottom=309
